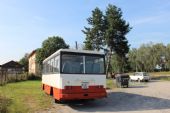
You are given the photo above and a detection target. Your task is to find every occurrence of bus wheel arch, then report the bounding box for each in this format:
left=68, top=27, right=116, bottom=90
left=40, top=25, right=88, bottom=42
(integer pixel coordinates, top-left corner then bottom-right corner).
left=42, top=84, right=45, bottom=90
left=50, top=87, right=53, bottom=96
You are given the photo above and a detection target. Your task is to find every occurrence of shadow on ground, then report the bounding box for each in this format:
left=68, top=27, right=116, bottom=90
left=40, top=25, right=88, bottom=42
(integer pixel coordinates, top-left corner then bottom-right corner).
left=64, top=92, right=170, bottom=112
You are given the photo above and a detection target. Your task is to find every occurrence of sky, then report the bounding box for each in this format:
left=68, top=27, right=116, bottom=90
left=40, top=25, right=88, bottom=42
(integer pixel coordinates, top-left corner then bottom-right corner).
left=0, top=0, right=170, bottom=64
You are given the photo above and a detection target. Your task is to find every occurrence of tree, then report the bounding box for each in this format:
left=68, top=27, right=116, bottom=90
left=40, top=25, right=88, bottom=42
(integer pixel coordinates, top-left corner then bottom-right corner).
left=105, top=4, right=131, bottom=73
left=36, top=36, right=69, bottom=66
left=82, top=7, right=105, bottom=51
left=128, top=42, right=168, bottom=72
left=19, top=53, right=29, bottom=72
left=166, top=44, right=170, bottom=70
left=83, top=4, right=131, bottom=75
left=36, top=48, right=45, bottom=66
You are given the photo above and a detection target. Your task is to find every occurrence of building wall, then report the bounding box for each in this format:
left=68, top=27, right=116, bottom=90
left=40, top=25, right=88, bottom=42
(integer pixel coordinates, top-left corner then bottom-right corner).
left=29, top=53, right=37, bottom=75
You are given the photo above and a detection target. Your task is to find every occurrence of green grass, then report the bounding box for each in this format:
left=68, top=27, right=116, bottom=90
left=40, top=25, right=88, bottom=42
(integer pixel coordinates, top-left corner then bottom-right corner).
left=160, top=77, right=170, bottom=81
left=149, top=71, right=170, bottom=76
left=0, top=79, right=117, bottom=112
left=149, top=72, right=170, bottom=81
left=106, top=79, right=116, bottom=89
left=0, top=80, right=53, bottom=113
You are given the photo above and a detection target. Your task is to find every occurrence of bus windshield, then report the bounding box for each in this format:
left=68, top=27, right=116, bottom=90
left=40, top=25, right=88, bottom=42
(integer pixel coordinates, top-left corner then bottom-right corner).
left=61, top=53, right=105, bottom=74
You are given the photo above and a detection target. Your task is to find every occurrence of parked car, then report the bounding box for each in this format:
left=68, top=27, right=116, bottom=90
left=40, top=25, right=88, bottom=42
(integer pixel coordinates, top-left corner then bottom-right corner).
left=130, top=72, right=150, bottom=82
left=115, top=74, right=130, bottom=88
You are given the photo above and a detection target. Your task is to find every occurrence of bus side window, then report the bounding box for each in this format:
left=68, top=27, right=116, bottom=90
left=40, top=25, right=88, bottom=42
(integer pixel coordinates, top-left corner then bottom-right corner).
left=45, top=62, right=48, bottom=74
left=51, top=58, right=54, bottom=73
left=54, top=56, right=59, bottom=73
left=43, top=63, right=46, bottom=74
left=47, top=60, right=51, bottom=73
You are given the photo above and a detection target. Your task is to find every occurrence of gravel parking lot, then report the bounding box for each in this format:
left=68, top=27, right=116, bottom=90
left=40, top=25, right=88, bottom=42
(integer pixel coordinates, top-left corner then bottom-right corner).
left=38, top=80, right=170, bottom=113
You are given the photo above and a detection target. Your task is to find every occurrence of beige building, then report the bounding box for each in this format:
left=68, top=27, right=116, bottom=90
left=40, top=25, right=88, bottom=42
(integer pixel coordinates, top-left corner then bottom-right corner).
left=28, top=50, right=38, bottom=75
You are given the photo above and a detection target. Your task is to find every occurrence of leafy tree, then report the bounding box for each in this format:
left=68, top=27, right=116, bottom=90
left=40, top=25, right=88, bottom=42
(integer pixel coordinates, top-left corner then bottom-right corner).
left=36, top=36, right=69, bottom=65
left=128, top=42, right=169, bottom=72
left=82, top=7, right=105, bottom=51
left=82, top=28, right=94, bottom=50
left=165, top=44, right=170, bottom=70
left=83, top=4, right=131, bottom=74
left=105, top=4, right=131, bottom=73
left=19, top=53, right=29, bottom=72
left=128, top=48, right=138, bottom=71
left=36, top=48, right=45, bottom=66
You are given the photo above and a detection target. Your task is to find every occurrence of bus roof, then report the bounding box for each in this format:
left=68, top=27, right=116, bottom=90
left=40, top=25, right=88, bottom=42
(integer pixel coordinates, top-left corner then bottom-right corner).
left=43, top=49, right=105, bottom=63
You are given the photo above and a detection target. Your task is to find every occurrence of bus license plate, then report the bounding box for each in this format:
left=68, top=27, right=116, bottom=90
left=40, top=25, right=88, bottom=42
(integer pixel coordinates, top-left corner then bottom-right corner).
left=81, top=82, right=89, bottom=89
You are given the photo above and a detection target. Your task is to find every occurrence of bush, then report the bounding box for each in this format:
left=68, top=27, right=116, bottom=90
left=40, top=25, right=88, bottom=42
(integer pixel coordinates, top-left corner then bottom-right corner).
left=27, top=74, right=41, bottom=80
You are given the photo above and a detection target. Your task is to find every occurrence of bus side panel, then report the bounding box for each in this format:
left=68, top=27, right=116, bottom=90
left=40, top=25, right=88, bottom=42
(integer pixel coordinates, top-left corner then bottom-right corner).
left=42, top=74, right=62, bottom=97
left=53, top=87, right=63, bottom=100
left=42, top=74, right=61, bottom=88
left=43, top=84, right=51, bottom=95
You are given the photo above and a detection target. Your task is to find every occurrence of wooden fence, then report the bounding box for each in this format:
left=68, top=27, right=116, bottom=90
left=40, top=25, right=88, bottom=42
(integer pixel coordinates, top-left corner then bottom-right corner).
left=0, top=69, right=28, bottom=85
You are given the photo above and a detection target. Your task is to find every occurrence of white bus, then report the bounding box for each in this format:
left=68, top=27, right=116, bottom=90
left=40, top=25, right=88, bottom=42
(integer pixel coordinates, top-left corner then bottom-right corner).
left=42, top=49, right=107, bottom=101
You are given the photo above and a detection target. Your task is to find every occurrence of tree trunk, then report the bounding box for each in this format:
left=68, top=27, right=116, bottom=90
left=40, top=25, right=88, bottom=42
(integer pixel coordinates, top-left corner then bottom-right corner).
left=106, top=50, right=112, bottom=78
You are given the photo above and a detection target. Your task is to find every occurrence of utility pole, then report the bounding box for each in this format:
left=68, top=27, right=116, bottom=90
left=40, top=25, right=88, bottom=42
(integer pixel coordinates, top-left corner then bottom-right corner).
left=75, top=41, right=78, bottom=50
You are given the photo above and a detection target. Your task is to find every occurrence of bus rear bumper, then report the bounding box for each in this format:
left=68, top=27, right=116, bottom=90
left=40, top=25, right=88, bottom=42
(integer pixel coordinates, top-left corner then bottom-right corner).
left=59, top=92, right=107, bottom=100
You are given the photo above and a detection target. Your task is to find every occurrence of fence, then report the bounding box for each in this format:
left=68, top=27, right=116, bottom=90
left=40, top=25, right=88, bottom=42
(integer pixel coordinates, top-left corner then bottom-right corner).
left=0, top=69, right=28, bottom=85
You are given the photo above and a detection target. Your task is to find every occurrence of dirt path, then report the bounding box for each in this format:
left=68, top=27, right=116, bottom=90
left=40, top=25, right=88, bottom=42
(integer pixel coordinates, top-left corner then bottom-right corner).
left=37, top=80, right=170, bottom=113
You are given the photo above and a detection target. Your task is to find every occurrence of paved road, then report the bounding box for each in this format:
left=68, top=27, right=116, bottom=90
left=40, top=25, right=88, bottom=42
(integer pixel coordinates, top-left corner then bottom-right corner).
left=38, top=80, right=170, bottom=113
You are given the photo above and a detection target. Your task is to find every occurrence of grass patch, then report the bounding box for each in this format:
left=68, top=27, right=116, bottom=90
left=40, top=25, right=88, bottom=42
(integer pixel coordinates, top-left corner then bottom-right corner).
left=0, top=95, right=11, bottom=113
left=149, top=71, right=170, bottom=76
left=149, top=72, right=170, bottom=81
left=160, top=77, right=170, bottom=81
left=0, top=80, right=53, bottom=113
left=106, top=79, right=116, bottom=89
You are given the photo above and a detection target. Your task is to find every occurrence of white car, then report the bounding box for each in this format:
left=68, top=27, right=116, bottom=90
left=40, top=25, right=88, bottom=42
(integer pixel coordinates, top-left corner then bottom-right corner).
left=130, top=72, right=150, bottom=82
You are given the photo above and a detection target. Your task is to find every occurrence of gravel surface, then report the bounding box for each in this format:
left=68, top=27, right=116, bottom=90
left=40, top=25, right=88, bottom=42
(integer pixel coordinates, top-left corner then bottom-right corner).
left=37, top=80, right=170, bottom=113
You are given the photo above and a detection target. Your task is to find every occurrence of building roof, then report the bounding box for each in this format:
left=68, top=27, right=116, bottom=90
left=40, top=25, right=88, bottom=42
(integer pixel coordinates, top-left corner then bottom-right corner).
left=28, top=50, right=37, bottom=58
left=1, top=60, right=23, bottom=68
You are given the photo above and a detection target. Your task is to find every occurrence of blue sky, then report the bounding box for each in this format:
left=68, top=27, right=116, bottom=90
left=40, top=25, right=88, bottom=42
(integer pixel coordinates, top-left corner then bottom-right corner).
left=0, top=0, right=170, bottom=64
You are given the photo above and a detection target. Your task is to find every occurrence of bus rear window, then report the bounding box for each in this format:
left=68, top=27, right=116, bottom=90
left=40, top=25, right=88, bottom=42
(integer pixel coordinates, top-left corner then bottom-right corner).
left=62, top=54, right=84, bottom=74
left=85, top=56, right=104, bottom=74
left=61, top=54, right=105, bottom=74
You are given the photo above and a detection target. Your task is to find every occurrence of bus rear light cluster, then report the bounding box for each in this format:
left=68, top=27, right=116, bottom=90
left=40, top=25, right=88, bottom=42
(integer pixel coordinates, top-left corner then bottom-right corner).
left=64, top=86, right=72, bottom=90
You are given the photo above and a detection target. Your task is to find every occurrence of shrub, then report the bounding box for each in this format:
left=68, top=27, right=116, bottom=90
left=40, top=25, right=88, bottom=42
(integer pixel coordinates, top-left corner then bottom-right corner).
left=27, top=74, right=41, bottom=80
